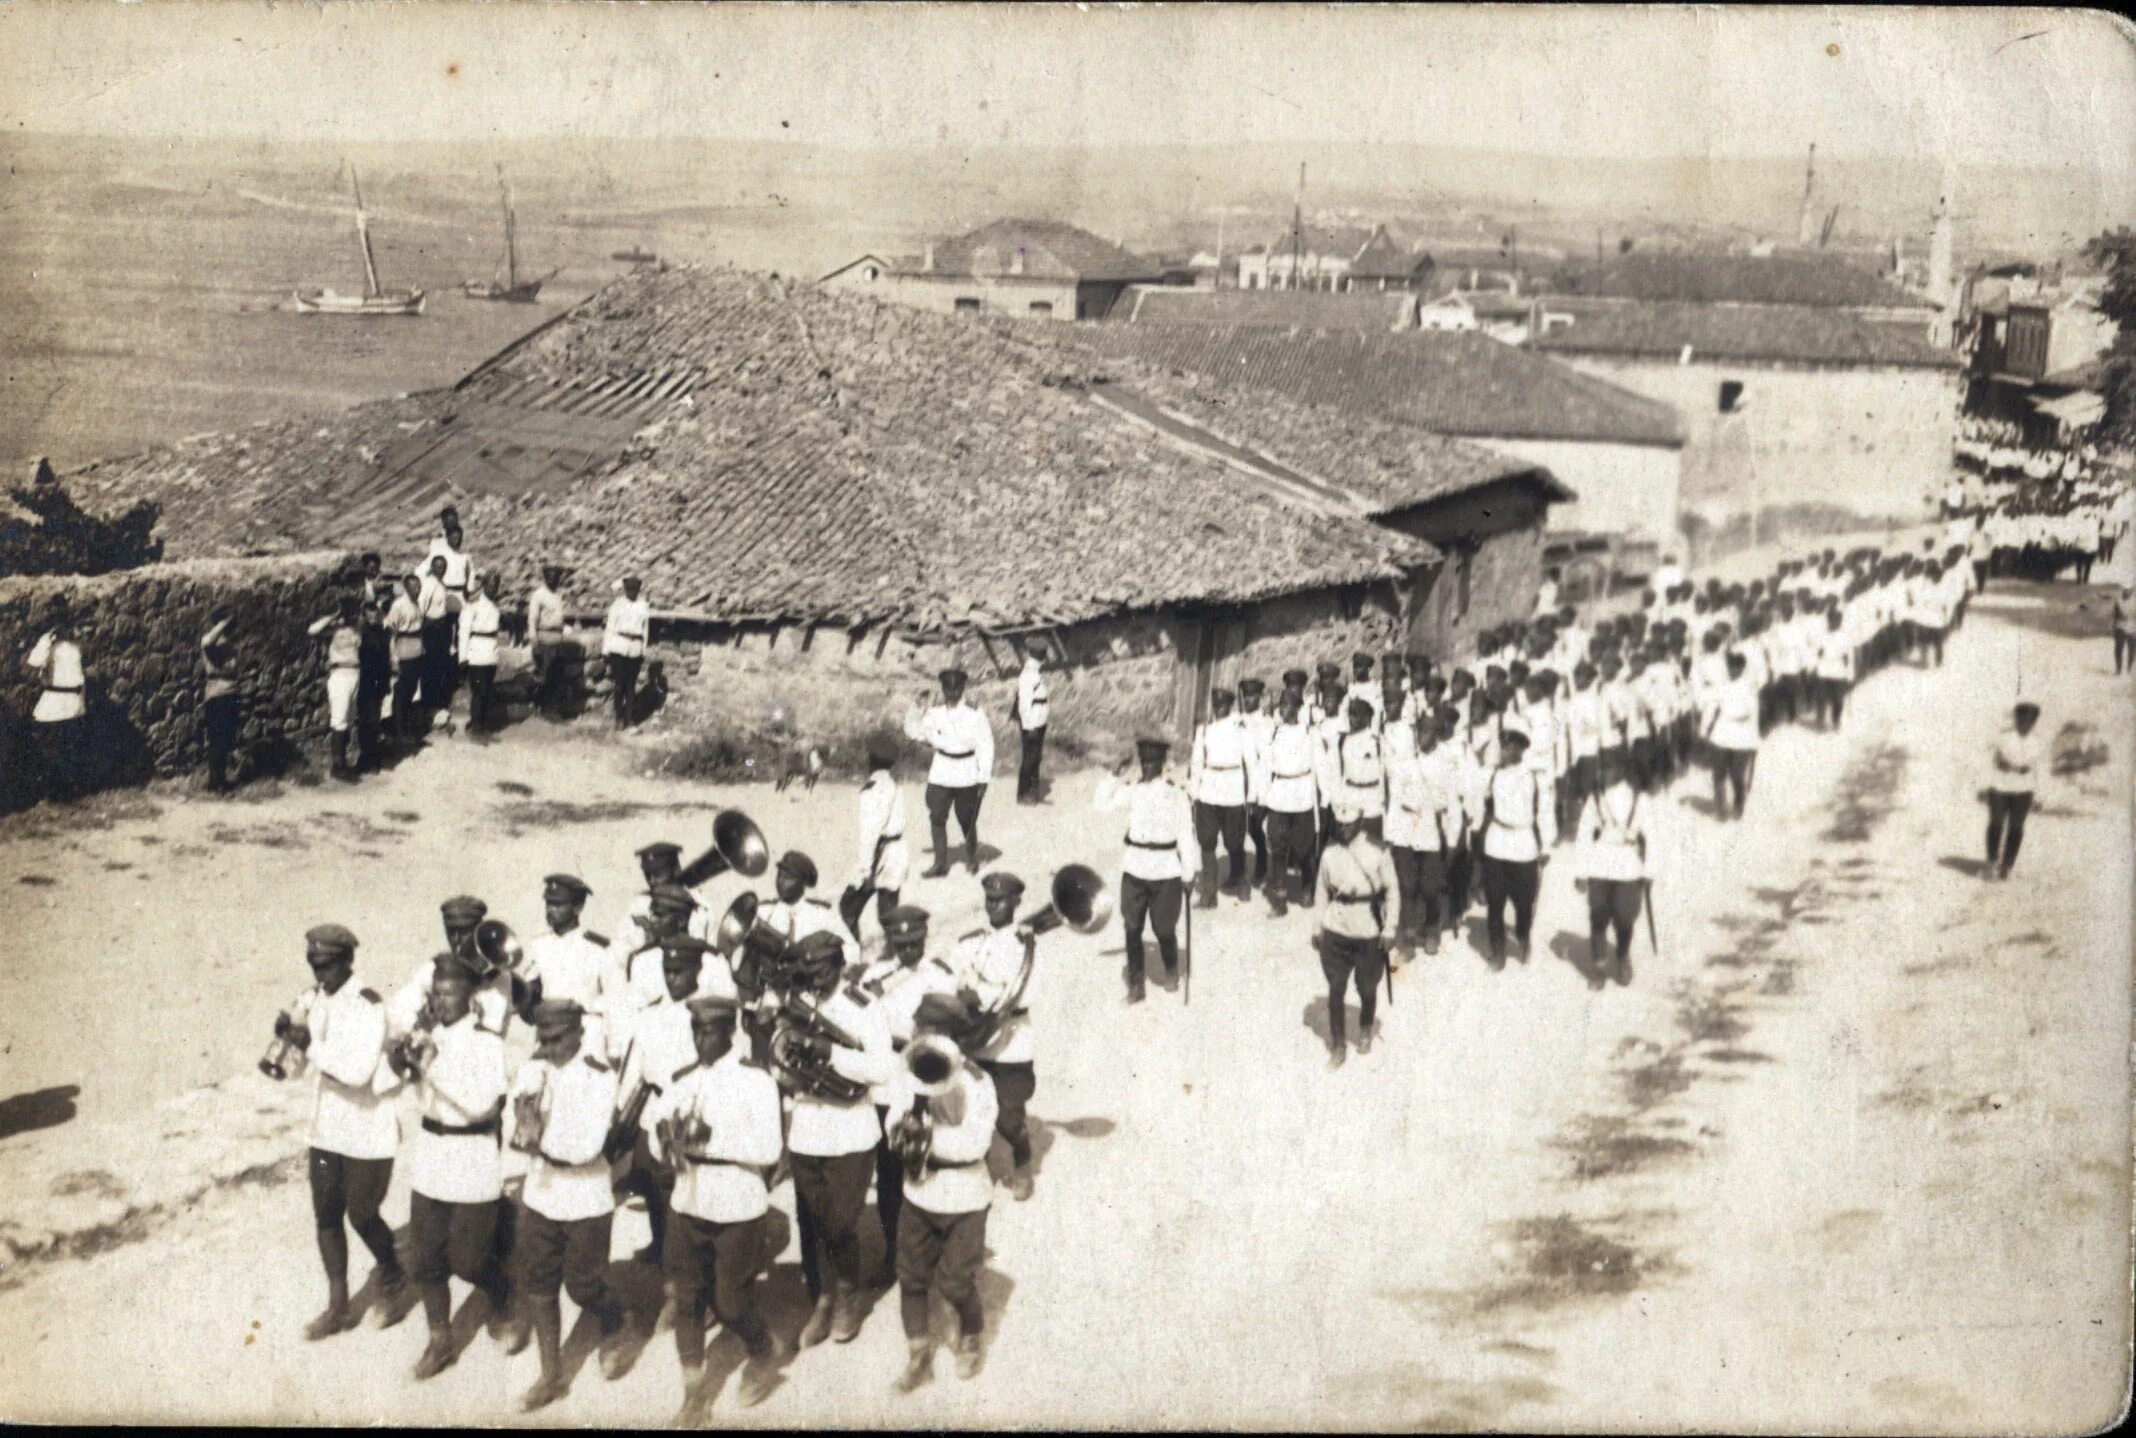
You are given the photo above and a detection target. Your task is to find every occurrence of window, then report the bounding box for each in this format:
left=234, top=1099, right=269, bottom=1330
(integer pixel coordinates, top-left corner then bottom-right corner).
left=953, top=297, right=982, bottom=313
left=1028, top=300, right=1053, bottom=315
left=1718, top=380, right=1745, bottom=414
left=861, top=264, right=880, bottom=282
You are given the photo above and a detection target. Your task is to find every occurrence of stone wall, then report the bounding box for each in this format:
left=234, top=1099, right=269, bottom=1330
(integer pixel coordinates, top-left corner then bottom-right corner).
left=0, top=552, right=359, bottom=812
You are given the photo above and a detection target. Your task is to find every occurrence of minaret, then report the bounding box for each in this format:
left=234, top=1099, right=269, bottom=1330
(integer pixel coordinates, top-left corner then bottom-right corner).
left=1927, top=160, right=1957, bottom=310
left=1796, top=143, right=1819, bottom=247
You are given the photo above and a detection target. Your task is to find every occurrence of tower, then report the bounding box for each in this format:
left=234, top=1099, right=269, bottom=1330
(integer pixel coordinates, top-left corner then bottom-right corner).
left=1927, top=160, right=1957, bottom=310
left=1796, top=143, right=1819, bottom=247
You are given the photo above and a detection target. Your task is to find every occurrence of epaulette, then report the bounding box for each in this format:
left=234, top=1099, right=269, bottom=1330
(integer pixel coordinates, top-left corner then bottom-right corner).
left=358, top=987, right=382, bottom=1004
left=671, top=1061, right=700, bottom=1079
left=585, top=1056, right=611, bottom=1073
left=585, top=931, right=611, bottom=948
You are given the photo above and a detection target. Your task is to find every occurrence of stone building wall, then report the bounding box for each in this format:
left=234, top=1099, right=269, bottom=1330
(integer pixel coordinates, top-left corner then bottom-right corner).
left=0, top=552, right=359, bottom=811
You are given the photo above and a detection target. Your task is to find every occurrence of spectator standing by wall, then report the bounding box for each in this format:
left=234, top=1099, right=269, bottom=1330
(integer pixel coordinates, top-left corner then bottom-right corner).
left=23, top=599, right=89, bottom=802
left=527, top=563, right=570, bottom=720
left=602, top=576, right=650, bottom=730
left=199, top=606, right=242, bottom=792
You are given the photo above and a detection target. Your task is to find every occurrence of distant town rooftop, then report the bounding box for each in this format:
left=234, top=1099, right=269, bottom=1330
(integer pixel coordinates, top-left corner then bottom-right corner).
left=892, top=218, right=1163, bottom=284
left=1550, top=251, right=1932, bottom=310
left=1530, top=297, right=1960, bottom=369
left=1109, top=286, right=1416, bottom=333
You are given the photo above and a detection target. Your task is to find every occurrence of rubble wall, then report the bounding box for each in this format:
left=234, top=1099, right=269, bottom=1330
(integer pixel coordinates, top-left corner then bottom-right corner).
left=0, top=553, right=360, bottom=811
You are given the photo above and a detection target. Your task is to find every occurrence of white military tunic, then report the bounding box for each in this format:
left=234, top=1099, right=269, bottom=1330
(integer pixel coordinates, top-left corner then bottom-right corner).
left=953, top=924, right=1034, bottom=1065
left=784, top=988, right=895, bottom=1157
left=602, top=595, right=650, bottom=659
left=307, top=979, right=400, bottom=1161
left=649, top=1048, right=784, bottom=1224
left=1093, top=773, right=1199, bottom=883
left=615, top=996, right=698, bottom=1135
left=904, top=700, right=995, bottom=788
left=1188, top=714, right=1252, bottom=808
left=25, top=632, right=86, bottom=723
left=1576, top=784, right=1648, bottom=884
left=1255, top=718, right=1320, bottom=815
left=854, top=770, right=911, bottom=893
left=506, top=1047, right=618, bottom=1223
left=884, top=1064, right=998, bottom=1215
left=408, top=1015, right=508, bottom=1204
left=525, top=927, right=628, bottom=1059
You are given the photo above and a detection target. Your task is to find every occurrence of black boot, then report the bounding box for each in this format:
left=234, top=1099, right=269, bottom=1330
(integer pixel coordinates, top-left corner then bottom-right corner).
left=521, top=1298, right=569, bottom=1411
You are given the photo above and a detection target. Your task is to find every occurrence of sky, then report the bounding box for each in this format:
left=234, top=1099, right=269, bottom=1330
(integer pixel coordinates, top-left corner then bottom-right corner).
left=2, top=4, right=2131, bottom=182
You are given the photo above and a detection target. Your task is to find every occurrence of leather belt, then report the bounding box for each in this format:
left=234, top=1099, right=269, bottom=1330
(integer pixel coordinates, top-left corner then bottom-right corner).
left=1272, top=769, right=1312, bottom=780
left=934, top=747, right=975, bottom=759
left=925, top=1156, right=984, bottom=1171
left=1202, top=762, right=1242, bottom=771
left=1124, top=837, right=1176, bottom=849
left=422, top=1115, right=502, bottom=1138
left=1328, top=892, right=1377, bottom=904
left=1344, top=778, right=1379, bottom=788
left=45, top=683, right=83, bottom=693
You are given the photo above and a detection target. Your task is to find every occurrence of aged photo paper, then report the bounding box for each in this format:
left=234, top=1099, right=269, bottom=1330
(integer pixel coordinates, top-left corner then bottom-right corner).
left=1, top=2, right=2132, bottom=1430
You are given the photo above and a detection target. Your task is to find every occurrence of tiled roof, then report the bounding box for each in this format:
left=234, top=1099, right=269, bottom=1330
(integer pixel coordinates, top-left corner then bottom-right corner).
left=1550, top=252, right=1929, bottom=310
left=909, top=219, right=1161, bottom=283
left=1262, top=223, right=1381, bottom=259
left=1051, top=323, right=1685, bottom=448
left=1108, top=286, right=1415, bottom=332
left=1350, top=228, right=1424, bottom=281
left=66, top=266, right=1550, bottom=633
left=1529, top=299, right=1960, bottom=370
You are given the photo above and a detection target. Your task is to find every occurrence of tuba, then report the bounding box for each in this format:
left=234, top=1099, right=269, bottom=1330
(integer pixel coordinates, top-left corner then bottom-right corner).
left=967, top=865, right=1113, bottom=1054
left=716, top=892, right=797, bottom=1002
left=769, top=990, right=871, bottom=1103
left=888, top=1033, right=965, bottom=1182
left=677, top=809, right=771, bottom=889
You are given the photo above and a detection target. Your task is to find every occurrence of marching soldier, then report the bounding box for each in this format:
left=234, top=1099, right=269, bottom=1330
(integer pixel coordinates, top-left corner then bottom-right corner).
left=393, top=954, right=513, bottom=1378
left=1308, top=676, right=1351, bottom=890
left=1188, top=687, right=1253, bottom=908
left=1562, top=661, right=1603, bottom=827
left=619, top=882, right=721, bottom=1013
left=524, top=873, right=627, bottom=1059
left=392, top=896, right=513, bottom=1040
left=647, top=995, right=788, bottom=1417
left=783, top=931, right=896, bottom=1346
left=1703, top=651, right=1762, bottom=821
left=1256, top=681, right=1321, bottom=915
left=1479, top=726, right=1553, bottom=967
left=1342, top=651, right=1382, bottom=728
left=887, top=996, right=1001, bottom=1392
left=612, top=935, right=721, bottom=1271
left=602, top=575, right=651, bottom=730
left=1574, top=752, right=1649, bottom=988
left=905, top=668, right=995, bottom=877
left=283, top=924, right=409, bottom=1340
left=854, top=904, right=959, bottom=1280
left=842, top=735, right=911, bottom=943
left=743, top=850, right=854, bottom=1061
left=952, top=873, right=1039, bottom=1201
left=1314, top=799, right=1401, bottom=1069
left=504, top=999, right=635, bottom=1411
left=1384, top=710, right=1458, bottom=958
left=1093, top=736, right=1198, bottom=1004
left=1237, top=677, right=1275, bottom=889
left=1328, top=697, right=1387, bottom=842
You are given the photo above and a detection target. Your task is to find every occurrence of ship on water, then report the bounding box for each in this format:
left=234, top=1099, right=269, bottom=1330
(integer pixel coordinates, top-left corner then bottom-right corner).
left=463, top=165, right=556, bottom=303
left=293, top=167, right=426, bottom=317
left=611, top=245, right=661, bottom=267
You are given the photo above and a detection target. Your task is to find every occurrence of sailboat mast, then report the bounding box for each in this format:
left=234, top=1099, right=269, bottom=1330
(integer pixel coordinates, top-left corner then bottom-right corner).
left=499, top=168, right=519, bottom=288
left=351, top=167, right=383, bottom=299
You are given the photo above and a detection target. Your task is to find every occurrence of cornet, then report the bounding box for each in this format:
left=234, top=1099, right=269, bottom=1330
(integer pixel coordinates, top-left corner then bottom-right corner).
left=388, top=1000, right=441, bottom=1082
left=508, top=1075, right=552, bottom=1157
left=259, top=987, right=319, bottom=1081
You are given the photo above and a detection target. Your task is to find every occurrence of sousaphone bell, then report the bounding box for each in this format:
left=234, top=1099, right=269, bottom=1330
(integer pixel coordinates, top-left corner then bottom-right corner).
left=677, top=809, right=771, bottom=889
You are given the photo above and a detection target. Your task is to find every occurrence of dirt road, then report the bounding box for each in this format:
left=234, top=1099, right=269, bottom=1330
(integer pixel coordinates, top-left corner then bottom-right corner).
left=1, top=582, right=2128, bottom=1430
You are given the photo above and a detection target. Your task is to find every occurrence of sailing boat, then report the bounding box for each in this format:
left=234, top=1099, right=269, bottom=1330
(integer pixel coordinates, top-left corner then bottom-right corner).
left=463, top=166, right=554, bottom=303
left=293, top=167, right=426, bottom=316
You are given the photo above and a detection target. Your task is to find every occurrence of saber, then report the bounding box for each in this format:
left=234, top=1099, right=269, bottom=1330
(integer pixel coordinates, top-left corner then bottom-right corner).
left=1642, top=878, right=1660, bottom=956
left=1182, top=881, right=1193, bottom=1007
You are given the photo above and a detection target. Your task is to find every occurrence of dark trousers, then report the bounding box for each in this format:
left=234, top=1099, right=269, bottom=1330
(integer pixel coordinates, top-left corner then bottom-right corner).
left=1119, top=872, right=1183, bottom=990
left=873, top=1113, right=904, bottom=1261
left=1587, top=877, right=1645, bottom=972
left=1193, top=801, right=1248, bottom=897
left=838, top=882, right=899, bottom=943
left=1446, top=832, right=1476, bottom=926
left=1712, top=748, right=1754, bottom=818
left=924, top=782, right=984, bottom=869
left=392, top=662, right=425, bottom=745
left=1910, top=623, right=1946, bottom=667
left=308, top=1148, right=399, bottom=1296
left=1016, top=726, right=1046, bottom=802
left=1986, top=789, right=2034, bottom=874
left=420, top=619, right=456, bottom=711
left=979, top=1060, right=1035, bottom=1170
left=616, top=1129, right=673, bottom=1263
left=202, top=693, right=241, bottom=789
left=516, top=1206, right=619, bottom=1325
left=1480, top=854, right=1539, bottom=957
left=1264, top=809, right=1315, bottom=911
left=530, top=639, right=571, bottom=719
left=1563, top=754, right=1598, bottom=832
left=792, top=1149, right=875, bottom=1299
left=31, top=718, right=89, bottom=802
left=666, top=1211, right=768, bottom=1367
left=896, top=1204, right=987, bottom=1340
left=2117, top=632, right=2135, bottom=675
left=1390, top=846, right=1447, bottom=943
left=1245, top=803, right=1269, bottom=884
left=465, top=663, right=498, bottom=733
left=356, top=674, right=389, bottom=768
left=405, top=1190, right=506, bottom=1297
left=1813, top=676, right=1850, bottom=727
left=1973, top=559, right=1990, bottom=592
left=608, top=654, right=642, bottom=727
left=1318, top=931, right=1385, bottom=1042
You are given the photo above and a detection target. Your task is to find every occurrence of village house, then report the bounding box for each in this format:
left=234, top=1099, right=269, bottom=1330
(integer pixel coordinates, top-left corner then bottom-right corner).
left=68, top=265, right=1566, bottom=750
left=1235, top=223, right=1431, bottom=293
left=818, top=218, right=1162, bottom=321
left=1106, top=286, right=1419, bottom=332
left=1957, top=268, right=2116, bottom=446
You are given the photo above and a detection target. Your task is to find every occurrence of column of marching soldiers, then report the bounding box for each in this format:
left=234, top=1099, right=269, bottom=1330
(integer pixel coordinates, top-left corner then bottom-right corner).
left=261, top=477, right=2126, bottom=1420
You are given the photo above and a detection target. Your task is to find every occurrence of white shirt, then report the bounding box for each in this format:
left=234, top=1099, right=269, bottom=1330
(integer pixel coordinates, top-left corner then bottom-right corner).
left=616, top=996, right=698, bottom=1132
left=525, top=927, right=628, bottom=1060
left=416, top=572, right=451, bottom=622
left=527, top=584, right=566, bottom=639
left=904, top=700, right=994, bottom=787
left=424, top=536, right=473, bottom=594
left=1015, top=662, right=1049, bottom=731
left=507, top=1047, right=619, bottom=1222
left=850, top=952, right=960, bottom=1103
left=1093, top=773, right=1199, bottom=883
left=408, top=1016, right=508, bottom=1204
left=1188, top=714, right=1252, bottom=807
left=306, top=979, right=400, bottom=1161
left=1330, top=728, right=1387, bottom=818
left=392, top=960, right=514, bottom=1041
left=650, top=1048, right=784, bottom=1224
left=25, top=633, right=85, bottom=723
left=613, top=915, right=727, bottom=1012
left=784, top=988, right=896, bottom=1156
left=1565, top=688, right=1604, bottom=760
left=884, top=1063, right=998, bottom=1215
left=954, top=925, right=1034, bottom=1064
left=1988, top=729, right=2044, bottom=795
left=1709, top=677, right=1762, bottom=752
left=1315, top=836, right=1401, bottom=942
left=1255, top=718, right=1321, bottom=814
left=602, top=595, right=650, bottom=658
left=854, top=771, right=910, bottom=892
left=1482, top=764, right=1553, bottom=862
left=1384, top=742, right=1457, bottom=853
left=1576, top=784, right=1648, bottom=883
left=456, top=595, right=503, bottom=667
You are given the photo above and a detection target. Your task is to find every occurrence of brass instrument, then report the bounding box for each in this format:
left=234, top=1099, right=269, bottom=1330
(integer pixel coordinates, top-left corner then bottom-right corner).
left=676, top=809, right=771, bottom=889
left=259, top=987, right=319, bottom=1081
left=888, top=1034, right=963, bottom=1182
left=508, top=1073, right=552, bottom=1157
left=657, top=1091, right=716, bottom=1166
left=966, top=865, right=1114, bottom=1054
left=716, top=892, right=799, bottom=1001
left=388, top=1000, right=441, bottom=1082
left=769, top=991, right=871, bottom=1103
left=474, top=919, right=524, bottom=975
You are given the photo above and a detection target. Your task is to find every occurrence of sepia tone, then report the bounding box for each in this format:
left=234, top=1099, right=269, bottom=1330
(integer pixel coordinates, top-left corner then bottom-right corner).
left=0, top=3, right=2132, bottom=1431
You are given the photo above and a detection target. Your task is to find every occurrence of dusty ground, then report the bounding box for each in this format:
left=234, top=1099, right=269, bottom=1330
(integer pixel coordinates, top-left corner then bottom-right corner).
left=0, top=569, right=2129, bottom=1431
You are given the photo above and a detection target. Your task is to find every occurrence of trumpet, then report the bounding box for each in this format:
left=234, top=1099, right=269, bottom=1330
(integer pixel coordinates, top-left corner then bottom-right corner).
left=259, top=987, right=319, bottom=1081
